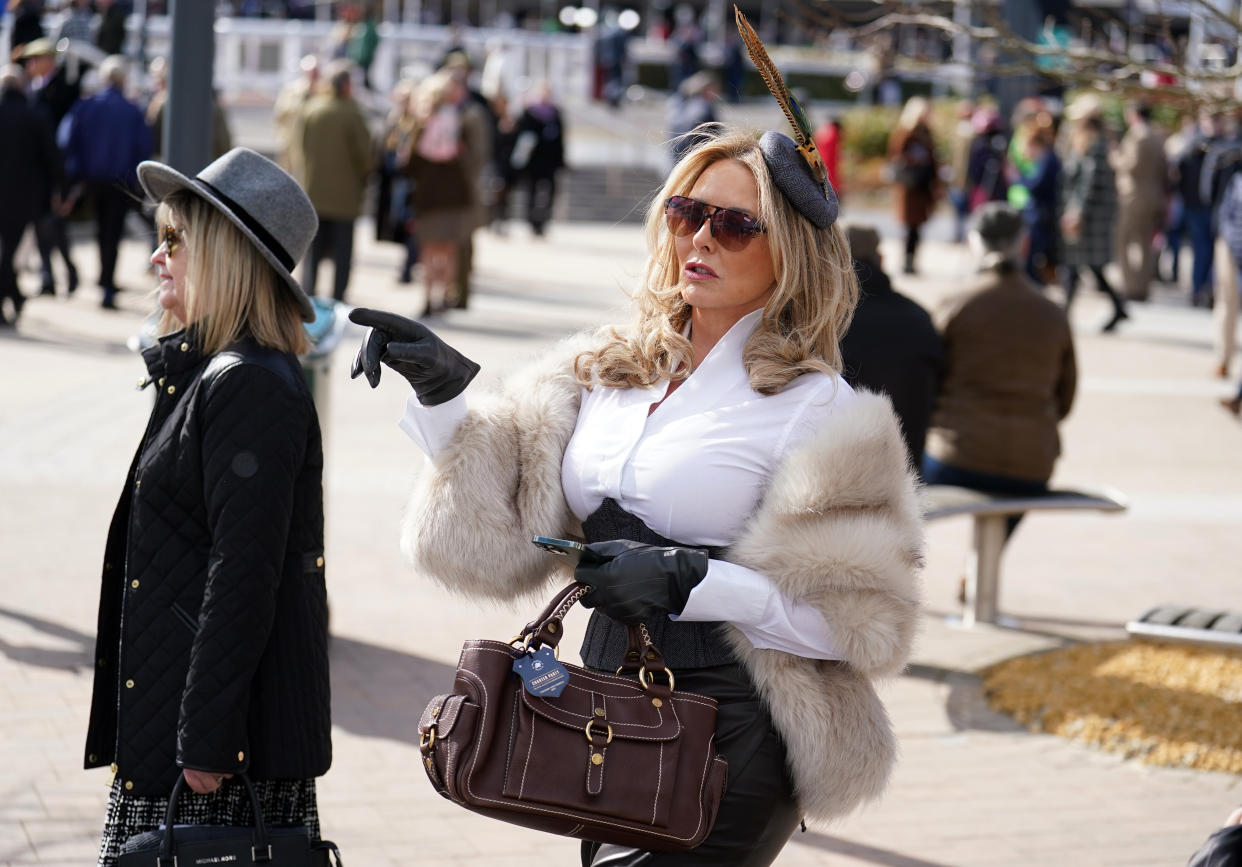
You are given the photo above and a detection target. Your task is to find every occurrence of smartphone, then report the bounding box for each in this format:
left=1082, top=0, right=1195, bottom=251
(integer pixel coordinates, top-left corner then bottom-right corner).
left=531, top=536, right=586, bottom=562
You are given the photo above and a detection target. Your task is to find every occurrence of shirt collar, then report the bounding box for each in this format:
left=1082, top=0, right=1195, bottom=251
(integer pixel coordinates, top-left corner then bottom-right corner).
left=690, top=308, right=763, bottom=376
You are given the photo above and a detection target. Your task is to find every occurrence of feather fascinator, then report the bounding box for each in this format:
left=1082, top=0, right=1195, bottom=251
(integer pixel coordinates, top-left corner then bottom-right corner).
left=735, top=5, right=839, bottom=228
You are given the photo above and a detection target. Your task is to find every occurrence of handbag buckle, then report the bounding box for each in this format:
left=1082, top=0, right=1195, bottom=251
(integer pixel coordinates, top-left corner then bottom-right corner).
left=638, top=665, right=675, bottom=692
left=420, top=725, right=437, bottom=751
left=583, top=719, right=613, bottom=745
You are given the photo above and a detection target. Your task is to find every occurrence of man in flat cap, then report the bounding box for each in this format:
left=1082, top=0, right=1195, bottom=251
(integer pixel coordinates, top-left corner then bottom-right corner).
left=923, top=203, right=1078, bottom=544
left=21, top=37, right=81, bottom=297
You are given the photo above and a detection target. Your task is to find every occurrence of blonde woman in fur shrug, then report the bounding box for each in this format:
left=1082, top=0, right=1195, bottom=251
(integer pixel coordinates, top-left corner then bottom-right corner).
left=349, top=127, right=924, bottom=866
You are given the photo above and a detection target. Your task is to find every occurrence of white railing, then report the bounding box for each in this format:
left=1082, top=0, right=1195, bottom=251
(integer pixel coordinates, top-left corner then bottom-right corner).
left=6, top=14, right=595, bottom=103
left=5, top=12, right=969, bottom=107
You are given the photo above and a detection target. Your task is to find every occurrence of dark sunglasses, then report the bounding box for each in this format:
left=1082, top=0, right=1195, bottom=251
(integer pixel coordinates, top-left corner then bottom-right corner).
left=160, top=224, right=184, bottom=257
left=663, top=195, right=765, bottom=252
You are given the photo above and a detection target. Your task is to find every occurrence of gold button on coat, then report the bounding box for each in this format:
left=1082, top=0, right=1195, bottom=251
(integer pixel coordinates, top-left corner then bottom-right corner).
left=88, top=753, right=97, bottom=763
left=157, top=377, right=165, bottom=387
left=180, top=342, right=189, bottom=351
left=315, top=556, right=324, bottom=568
left=125, top=679, right=134, bottom=689
left=130, top=580, right=139, bottom=589
left=136, top=377, right=146, bottom=387
left=109, top=763, right=118, bottom=772
left=237, top=751, right=245, bottom=761
left=124, top=781, right=133, bottom=790
left=167, top=385, right=176, bottom=395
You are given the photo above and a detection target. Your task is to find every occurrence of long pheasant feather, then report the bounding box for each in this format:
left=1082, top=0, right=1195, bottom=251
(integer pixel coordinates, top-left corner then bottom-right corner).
left=734, top=5, right=829, bottom=190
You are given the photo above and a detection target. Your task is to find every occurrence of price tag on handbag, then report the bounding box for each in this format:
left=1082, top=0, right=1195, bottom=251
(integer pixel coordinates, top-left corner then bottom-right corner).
left=512, top=646, right=569, bottom=698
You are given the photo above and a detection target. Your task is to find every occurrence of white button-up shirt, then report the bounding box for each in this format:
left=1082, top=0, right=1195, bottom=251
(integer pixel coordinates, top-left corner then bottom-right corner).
left=400, top=310, right=852, bottom=659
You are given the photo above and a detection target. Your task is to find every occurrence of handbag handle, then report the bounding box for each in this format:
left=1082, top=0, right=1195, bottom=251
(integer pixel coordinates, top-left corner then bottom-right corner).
left=158, top=772, right=271, bottom=865
left=516, top=582, right=672, bottom=695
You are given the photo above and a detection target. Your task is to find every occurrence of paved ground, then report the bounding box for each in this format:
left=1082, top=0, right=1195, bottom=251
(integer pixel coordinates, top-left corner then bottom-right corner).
left=2, top=205, right=1240, bottom=866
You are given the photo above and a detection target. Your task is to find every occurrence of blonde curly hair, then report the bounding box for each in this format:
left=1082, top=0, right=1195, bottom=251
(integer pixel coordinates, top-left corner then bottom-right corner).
left=575, top=128, right=857, bottom=396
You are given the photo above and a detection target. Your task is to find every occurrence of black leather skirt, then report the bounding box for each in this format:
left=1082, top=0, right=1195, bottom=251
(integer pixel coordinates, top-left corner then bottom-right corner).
left=578, top=498, right=802, bottom=865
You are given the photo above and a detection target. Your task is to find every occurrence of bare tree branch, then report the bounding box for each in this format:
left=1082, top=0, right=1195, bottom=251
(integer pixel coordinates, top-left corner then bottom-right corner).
left=1184, top=0, right=1242, bottom=35
left=783, top=0, right=1242, bottom=100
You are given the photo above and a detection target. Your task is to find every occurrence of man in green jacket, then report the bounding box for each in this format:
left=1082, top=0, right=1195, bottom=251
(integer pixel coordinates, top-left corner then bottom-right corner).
left=300, top=59, right=373, bottom=302
left=923, top=204, right=1078, bottom=541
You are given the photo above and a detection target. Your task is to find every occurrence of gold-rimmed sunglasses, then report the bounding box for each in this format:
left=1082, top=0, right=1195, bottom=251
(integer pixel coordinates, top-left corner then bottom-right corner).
left=159, top=225, right=184, bottom=256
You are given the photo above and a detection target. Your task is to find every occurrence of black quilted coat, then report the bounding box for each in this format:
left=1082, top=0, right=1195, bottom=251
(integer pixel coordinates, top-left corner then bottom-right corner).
left=84, top=329, right=332, bottom=797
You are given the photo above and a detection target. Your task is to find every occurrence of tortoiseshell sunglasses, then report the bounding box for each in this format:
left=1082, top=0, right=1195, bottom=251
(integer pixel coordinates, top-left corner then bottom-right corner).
left=159, top=225, right=184, bottom=256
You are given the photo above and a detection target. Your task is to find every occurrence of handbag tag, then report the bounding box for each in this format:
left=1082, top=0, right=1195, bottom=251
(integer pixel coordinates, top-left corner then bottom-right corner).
left=512, top=646, right=569, bottom=697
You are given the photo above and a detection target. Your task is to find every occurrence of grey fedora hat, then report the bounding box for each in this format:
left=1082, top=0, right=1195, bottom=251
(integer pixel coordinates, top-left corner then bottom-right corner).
left=137, top=147, right=318, bottom=322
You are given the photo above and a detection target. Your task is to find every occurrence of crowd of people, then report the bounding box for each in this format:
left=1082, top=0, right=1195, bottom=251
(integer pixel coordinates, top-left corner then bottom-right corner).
left=3, top=4, right=570, bottom=324
left=1, top=38, right=161, bottom=321
left=271, top=44, right=566, bottom=316
left=3, top=3, right=242, bottom=323
left=883, top=92, right=1242, bottom=412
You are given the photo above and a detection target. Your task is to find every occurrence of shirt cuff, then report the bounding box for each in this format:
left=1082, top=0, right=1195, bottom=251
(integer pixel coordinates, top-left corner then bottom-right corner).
left=397, top=392, right=468, bottom=458
left=672, top=559, right=842, bottom=661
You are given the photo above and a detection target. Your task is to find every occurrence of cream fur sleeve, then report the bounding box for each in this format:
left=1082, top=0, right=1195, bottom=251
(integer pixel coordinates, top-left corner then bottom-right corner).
left=726, top=390, right=924, bottom=677
left=401, top=334, right=594, bottom=601
left=719, top=391, right=923, bottom=822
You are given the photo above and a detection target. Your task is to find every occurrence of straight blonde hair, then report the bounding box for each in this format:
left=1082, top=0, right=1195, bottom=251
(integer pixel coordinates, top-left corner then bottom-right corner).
left=575, top=128, right=857, bottom=396
left=155, top=192, right=309, bottom=356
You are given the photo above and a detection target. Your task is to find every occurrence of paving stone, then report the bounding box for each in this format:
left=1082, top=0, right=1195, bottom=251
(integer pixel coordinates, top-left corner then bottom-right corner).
left=1, top=209, right=1239, bottom=866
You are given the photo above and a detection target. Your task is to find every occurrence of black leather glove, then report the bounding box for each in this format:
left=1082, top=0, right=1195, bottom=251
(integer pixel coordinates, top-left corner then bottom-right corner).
left=574, top=540, right=710, bottom=624
left=348, top=307, right=480, bottom=406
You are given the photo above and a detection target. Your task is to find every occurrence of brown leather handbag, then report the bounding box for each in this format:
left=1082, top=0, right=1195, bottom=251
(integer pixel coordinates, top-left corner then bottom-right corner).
left=418, top=583, right=728, bottom=851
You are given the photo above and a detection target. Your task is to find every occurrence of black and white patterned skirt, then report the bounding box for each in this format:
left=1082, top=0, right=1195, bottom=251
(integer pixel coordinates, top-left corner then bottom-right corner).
left=97, top=776, right=319, bottom=867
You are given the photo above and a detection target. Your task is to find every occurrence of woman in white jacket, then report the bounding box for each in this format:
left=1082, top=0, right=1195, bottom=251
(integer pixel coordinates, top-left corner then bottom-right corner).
left=349, top=126, right=923, bottom=866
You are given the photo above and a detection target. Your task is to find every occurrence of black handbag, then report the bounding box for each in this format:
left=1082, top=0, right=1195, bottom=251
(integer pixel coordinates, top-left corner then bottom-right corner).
left=1187, top=822, right=1242, bottom=867
left=117, top=773, right=342, bottom=866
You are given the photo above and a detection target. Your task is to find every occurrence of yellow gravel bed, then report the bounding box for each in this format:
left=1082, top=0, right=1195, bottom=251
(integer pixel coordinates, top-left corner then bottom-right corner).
left=983, top=640, right=1242, bottom=773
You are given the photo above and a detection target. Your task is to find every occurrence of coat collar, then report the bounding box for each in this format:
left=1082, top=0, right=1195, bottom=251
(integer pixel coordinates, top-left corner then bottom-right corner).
left=141, top=328, right=207, bottom=380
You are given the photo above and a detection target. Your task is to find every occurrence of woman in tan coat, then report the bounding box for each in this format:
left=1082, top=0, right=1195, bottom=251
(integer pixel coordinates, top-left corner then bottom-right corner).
left=404, top=68, right=475, bottom=316
left=889, top=96, right=941, bottom=275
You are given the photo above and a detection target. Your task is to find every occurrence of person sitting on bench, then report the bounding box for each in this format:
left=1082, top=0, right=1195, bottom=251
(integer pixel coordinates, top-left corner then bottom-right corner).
left=923, top=203, right=1078, bottom=540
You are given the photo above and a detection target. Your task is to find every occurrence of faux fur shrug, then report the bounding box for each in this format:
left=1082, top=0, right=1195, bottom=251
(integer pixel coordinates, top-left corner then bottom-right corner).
left=403, top=332, right=924, bottom=824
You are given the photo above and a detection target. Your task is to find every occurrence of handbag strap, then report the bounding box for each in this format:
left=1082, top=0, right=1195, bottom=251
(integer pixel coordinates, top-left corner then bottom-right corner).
left=314, top=839, right=345, bottom=866
left=158, top=772, right=271, bottom=864
left=518, top=583, right=673, bottom=697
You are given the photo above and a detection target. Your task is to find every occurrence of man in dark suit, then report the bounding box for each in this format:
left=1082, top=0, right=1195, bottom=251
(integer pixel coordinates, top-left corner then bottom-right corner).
left=839, top=224, right=943, bottom=472
left=0, top=64, right=63, bottom=325
left=59, top=54, right=151, bottom=309
left=20, top=38, right=81, bottom=297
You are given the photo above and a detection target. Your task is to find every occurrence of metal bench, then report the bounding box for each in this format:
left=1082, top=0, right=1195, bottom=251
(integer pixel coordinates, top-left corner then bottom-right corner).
left=1126, top=606, right=1242, bottom=648
left=921, top=484, right=1129, bottom=627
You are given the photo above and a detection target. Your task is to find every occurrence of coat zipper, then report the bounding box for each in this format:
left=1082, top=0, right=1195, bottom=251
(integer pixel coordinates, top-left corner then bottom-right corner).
left=114, top=385, right=167, bottom=782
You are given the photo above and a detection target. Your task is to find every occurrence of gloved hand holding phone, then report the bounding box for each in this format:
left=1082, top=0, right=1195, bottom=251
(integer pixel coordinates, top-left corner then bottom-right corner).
left=348, top=307, right=480, bottom=406
left=574, top=540, right=710, bottom=624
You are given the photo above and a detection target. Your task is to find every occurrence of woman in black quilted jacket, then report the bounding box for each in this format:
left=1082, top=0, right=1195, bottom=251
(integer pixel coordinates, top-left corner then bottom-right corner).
left=85, top=148, right=332, bottom=867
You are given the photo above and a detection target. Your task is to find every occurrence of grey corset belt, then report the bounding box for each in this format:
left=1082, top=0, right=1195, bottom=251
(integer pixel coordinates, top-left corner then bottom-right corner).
left=579, top=498, right=736, bottom=671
